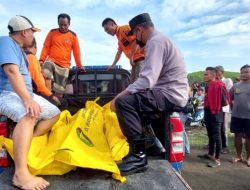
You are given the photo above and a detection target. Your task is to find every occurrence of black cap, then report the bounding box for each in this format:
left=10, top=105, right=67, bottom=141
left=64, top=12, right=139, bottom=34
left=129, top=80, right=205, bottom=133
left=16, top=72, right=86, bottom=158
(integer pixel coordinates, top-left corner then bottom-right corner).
left=127, top=13, right=152, bottom=36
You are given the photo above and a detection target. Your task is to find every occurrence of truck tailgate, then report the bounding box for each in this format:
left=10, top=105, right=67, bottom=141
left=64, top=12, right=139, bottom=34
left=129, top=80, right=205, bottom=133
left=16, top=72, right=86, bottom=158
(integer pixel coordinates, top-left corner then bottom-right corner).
left=0, top=159, right=191, bottom=190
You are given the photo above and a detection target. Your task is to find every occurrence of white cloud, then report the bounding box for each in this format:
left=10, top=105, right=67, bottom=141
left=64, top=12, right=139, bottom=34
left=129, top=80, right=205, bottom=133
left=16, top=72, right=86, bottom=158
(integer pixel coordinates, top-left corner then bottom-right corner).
left=243, top=0, right=250, bottom=5
left=161, top=0, right=220, bottom=19
left=157, top=0, right=227, bottom=34
left=203, top=13, right=250, bottom=37
left=105, top=0, right=142, bottom=9
left=227, top=34, right=250, bottom=46
left=0, top=3, right=7, bottom=15
left=182, top=50, right=192, bottom=58
left=219, top=50, right=241, bottom=58
left=192, top=50, right=211, bottom=59
left=174, top=12, right=250, bottom=45
left=219, top=1, right=241, bottom=12
left=41, top=0, right=142, bottom=10
left=182, top=48, right=243, bottom=60
left=42, top=0, right=101, bottom=9
left=159, top=0, right=250, bottom=46
left=174, top=28, right=203, bottom=41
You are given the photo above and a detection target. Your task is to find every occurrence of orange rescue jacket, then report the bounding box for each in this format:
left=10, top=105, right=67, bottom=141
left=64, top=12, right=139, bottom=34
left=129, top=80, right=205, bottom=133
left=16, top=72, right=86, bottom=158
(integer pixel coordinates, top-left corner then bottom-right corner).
left=27, top=53, right=52, bottom=97
left=116, top=25, right=144, bottom=61
left=40, top=29, right=82, bottom=68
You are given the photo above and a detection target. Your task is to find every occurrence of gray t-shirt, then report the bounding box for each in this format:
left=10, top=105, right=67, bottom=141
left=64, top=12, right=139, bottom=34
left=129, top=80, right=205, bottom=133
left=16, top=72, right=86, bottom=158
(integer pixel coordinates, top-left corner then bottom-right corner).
left=230, top=81, right=250, bottom=119
left=126, top=31, right=188, bottom=107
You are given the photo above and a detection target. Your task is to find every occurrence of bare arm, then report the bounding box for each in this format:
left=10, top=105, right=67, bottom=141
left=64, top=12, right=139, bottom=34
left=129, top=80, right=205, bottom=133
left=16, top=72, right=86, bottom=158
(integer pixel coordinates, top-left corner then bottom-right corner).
left=107, top=50, right=122, bottom=71
left=129, top=41, right=138, bottom=65
left=3, top=64, right=41, bottom=117
left=72, top=36, right=83, bottom=68
left=39, top=31, right=52, bottom=65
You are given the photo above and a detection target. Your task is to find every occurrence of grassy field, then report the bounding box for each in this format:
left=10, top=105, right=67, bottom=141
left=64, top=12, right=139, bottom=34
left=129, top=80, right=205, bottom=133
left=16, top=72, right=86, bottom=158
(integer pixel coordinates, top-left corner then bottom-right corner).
left=186, top=126, right=241, bottom=154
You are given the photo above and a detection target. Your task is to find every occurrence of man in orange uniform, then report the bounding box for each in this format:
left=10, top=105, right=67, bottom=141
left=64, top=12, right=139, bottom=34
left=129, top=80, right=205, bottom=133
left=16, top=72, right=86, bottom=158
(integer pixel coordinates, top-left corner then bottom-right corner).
left=39, top=13, right=85, bottom=98
left=102, top=18, right=144, bottom=83
left=24, top=38, right=61, bottom=106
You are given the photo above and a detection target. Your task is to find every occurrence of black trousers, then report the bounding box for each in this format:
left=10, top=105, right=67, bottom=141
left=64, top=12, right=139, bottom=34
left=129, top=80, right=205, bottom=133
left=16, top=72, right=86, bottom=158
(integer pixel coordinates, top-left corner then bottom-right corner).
left=205, top=116, right=222, bottom=159
left=115, top=89, right=174, bottom=139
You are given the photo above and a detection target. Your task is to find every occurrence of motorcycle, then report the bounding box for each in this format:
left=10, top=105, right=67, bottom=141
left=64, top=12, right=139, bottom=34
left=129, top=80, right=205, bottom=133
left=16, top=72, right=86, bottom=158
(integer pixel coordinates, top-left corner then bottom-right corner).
left=184, top=97, right=205, bottom=127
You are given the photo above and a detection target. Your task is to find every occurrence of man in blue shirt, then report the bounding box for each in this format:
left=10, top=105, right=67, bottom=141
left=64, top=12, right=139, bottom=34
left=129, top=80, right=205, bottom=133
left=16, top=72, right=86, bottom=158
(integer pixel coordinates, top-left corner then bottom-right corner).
left=0, top=15, right=60, bottom=190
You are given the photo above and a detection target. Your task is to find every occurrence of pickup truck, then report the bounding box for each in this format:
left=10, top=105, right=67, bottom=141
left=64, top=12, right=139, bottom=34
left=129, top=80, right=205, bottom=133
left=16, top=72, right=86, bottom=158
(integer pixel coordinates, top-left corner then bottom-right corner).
left=62, top=65, right=131, bottom=113
left=0, top=66, right=191, bottom=190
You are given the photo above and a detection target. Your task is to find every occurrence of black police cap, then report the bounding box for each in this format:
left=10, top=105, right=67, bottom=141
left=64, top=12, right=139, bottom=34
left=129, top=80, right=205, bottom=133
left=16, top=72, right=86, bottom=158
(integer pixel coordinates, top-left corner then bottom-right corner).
left=127, top=13, right=152, bottom=36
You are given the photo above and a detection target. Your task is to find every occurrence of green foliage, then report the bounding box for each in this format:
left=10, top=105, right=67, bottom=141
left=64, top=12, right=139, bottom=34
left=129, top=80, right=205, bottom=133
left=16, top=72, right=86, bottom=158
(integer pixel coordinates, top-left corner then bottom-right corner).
left=187, top=71, right=203, bottom=85
left=187, top=71, right=240, bottom=85
left=224, top=72, right=240, bottom=81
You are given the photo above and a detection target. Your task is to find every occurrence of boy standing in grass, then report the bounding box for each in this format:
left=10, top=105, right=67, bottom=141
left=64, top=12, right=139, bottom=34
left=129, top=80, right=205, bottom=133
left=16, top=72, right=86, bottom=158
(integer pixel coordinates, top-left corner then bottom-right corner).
left=202, top=67, right=229, bottom=167
left=230, top=65, right=250, bottom=167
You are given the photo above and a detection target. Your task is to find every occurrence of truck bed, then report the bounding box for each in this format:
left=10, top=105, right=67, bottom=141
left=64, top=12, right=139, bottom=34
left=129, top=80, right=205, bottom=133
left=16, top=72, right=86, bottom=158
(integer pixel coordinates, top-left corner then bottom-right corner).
left=0, top=159, right=191, bottom=190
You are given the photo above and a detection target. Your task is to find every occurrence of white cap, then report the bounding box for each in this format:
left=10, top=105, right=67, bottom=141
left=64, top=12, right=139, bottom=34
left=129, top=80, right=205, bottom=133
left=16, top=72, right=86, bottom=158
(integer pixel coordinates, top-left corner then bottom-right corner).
left=8, top=15, right=40, bottom=32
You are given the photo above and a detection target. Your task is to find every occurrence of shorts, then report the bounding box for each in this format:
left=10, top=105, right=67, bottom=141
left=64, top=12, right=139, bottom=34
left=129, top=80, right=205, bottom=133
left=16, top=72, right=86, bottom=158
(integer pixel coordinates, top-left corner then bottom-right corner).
left=0, top=91, right=60, bottom=122
left=230, top=117, right=250, bottom=138
left=42, top=60, right=69, bottom=93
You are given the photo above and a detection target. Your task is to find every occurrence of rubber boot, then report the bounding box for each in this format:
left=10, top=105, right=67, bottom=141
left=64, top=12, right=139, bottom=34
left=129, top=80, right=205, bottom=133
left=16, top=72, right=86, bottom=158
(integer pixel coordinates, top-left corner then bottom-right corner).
left=144, top=125, right=166, bottom=156
left=117, top=136, right=148, bottom=176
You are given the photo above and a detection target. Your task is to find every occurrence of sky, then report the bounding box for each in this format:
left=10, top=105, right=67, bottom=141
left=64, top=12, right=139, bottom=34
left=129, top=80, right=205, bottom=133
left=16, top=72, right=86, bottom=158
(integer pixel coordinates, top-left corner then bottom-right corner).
left=0, top=0, right=249, bottom=73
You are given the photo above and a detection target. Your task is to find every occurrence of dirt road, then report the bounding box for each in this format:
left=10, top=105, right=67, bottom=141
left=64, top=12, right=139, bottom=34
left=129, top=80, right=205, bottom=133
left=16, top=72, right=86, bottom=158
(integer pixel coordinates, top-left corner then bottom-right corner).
left=181, top=148, right=250, bottom=190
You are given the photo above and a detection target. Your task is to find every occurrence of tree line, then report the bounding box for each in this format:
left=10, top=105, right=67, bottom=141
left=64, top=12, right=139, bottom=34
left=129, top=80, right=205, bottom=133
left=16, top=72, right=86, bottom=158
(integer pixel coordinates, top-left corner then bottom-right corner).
left=188, top=71, right=240, bottom=85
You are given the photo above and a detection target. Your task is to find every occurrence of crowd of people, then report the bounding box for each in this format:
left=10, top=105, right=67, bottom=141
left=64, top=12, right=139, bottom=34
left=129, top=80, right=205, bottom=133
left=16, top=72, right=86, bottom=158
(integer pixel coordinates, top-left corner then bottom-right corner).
left=189, top=65, right=250, bottom=169
left=0, top=12, right=249, bottom=190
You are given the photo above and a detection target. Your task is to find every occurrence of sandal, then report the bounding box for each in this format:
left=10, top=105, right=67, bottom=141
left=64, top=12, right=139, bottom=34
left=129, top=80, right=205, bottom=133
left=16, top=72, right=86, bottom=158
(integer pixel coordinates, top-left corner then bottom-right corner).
left=231, top=157, right=243, bottom=163
left=246, top=160, right=250, bottom=167
left=208, top=160, right=221, bottom=168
